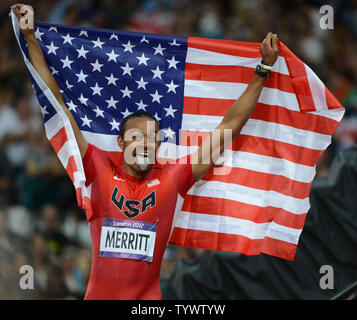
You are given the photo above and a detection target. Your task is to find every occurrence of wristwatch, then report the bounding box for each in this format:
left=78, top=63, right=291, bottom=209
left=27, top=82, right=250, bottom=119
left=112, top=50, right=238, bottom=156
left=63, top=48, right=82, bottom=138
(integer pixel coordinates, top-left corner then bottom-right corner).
left=255, top=64, right=271, bottom=78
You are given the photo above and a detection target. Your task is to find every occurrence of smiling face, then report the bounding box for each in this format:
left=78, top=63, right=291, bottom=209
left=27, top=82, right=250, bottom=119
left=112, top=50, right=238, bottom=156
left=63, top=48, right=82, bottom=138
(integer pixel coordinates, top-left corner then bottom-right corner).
left=117, top=116, right=161, bottom=178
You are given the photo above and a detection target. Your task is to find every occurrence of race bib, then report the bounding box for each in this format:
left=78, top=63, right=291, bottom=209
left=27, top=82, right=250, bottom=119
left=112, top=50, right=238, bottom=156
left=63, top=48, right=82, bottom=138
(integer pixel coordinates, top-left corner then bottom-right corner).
left=99, top=218, right=157, bottom=262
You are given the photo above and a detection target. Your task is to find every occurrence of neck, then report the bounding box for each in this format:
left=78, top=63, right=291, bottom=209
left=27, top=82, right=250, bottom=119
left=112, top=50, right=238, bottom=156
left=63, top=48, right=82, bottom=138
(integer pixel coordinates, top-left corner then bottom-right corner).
left=122, top=162, right=152, bottom=180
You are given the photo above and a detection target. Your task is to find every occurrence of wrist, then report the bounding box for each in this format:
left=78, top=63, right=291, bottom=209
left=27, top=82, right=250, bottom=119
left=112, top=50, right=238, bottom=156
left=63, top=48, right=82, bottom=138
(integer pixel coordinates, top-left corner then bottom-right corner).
left=23, top=30, right=36, bottom=40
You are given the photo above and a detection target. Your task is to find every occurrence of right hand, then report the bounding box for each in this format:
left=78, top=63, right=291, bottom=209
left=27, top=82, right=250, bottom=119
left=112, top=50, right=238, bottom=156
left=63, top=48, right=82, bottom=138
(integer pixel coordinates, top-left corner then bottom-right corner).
left=9, top=3, right=35, bottom=37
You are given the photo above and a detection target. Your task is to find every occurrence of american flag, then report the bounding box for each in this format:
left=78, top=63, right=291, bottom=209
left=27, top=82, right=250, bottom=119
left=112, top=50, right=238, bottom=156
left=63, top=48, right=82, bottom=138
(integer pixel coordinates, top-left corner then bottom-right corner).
left=12, top=16, right=344, bottom=260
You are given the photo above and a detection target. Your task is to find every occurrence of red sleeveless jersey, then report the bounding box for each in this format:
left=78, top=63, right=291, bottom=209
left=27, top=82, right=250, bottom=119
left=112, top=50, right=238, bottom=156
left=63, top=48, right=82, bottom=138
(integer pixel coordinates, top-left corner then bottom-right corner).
left=82, top=144, right=195, bottom=300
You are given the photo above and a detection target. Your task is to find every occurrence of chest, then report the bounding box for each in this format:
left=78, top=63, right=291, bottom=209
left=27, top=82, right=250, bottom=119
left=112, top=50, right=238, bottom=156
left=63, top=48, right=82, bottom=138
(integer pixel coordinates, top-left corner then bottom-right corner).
left=92, top=170, right=178, bottom=223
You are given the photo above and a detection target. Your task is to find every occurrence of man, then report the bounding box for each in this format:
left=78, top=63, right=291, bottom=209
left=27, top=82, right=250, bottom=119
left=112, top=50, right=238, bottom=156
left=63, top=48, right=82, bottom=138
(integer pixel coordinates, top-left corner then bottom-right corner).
left=11, top=4, right=278, bottom=299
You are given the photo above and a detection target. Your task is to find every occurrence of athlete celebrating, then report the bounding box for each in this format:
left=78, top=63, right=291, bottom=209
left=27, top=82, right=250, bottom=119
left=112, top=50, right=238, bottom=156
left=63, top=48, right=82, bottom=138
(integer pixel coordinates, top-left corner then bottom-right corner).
left=11, top=4, right=278, bottom=299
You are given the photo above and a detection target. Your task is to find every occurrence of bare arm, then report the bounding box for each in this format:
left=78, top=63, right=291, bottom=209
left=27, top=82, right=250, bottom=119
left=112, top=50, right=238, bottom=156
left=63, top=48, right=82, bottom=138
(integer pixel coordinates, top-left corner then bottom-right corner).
left=11, top=4, right=88, bottom=158
left=191, top=32, right=279, bottom=181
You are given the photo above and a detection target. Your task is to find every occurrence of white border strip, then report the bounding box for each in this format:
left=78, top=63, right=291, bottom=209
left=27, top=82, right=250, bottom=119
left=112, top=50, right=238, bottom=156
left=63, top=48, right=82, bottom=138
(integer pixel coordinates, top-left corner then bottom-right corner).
left=173, top=211, right=301, bottom=244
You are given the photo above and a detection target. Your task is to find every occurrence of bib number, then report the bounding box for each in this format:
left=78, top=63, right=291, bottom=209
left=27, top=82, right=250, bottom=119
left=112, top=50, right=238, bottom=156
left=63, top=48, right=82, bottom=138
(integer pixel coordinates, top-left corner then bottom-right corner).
left=99, top=219, right=157, bottom=262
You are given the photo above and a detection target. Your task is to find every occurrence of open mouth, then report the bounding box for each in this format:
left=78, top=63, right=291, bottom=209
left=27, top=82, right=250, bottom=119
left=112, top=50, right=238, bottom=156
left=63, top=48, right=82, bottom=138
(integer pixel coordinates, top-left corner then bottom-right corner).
left=135, top=152, right=151, bottom=170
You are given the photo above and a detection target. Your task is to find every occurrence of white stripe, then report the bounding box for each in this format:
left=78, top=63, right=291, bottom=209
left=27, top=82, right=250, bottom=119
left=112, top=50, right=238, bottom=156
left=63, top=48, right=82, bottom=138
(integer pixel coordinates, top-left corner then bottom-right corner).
left=57, top=140, right=74, bottom=168
left=168, top=194, right=185, bottom=242
left=308, top=107, right=345, bottom=121
left=187, top=180, right=310, bottom=215
left=186, top=47, right=290, bottom=75
left=82, top=130, right=121, bottom=151
left=184, top=79, right=300, bottom=111
left=44, top=113, right=64, bottom=140
left=305, top=64, right=328, bottom=112
left=181, top=114, right=331, bottom=150
left=173, top=211, right=301, bottom=244
left=265, top=222, right=302, bottom=244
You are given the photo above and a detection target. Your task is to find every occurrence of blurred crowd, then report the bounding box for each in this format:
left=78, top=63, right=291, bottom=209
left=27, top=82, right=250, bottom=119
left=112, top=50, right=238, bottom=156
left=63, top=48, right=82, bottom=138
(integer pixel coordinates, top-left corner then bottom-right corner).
left=0, top=0, right=356, bottom=299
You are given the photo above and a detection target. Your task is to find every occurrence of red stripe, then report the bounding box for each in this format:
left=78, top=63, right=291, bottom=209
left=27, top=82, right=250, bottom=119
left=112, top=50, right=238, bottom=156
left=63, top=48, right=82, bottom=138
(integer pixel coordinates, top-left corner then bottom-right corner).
left=180, top=129, right=324, bottom=167
left=169, top=228, right=297, bottom=260
left=188, top=36, right=261, bottom=58
left=260, top=237, right=297, bottom=261
left=280, top=42, right=316, bottom=112
left=49, top=127, right=68, bottom=154
left=183, top=97, right=339, bottom=136
left=182, top=195, right=307, bottom=229
left=201, top=167, right=312, bottom=199
left=185, top=63, right=294, bottom=93
left=170, top=227, right=263, bottom=255
left=325, top=86, right=345, bottom=110
left=65, top=155, right=78, bottom=183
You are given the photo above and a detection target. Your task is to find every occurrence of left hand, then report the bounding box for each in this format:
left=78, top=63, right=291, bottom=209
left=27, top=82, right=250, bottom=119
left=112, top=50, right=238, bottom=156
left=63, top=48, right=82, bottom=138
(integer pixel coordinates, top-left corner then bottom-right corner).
left=260, top=32, right=279, bottom=66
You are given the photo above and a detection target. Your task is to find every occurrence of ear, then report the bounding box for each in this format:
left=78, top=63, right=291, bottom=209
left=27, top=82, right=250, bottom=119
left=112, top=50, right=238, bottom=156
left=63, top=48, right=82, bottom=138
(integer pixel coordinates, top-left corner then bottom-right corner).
left=117, top=135, right=125, bottom=151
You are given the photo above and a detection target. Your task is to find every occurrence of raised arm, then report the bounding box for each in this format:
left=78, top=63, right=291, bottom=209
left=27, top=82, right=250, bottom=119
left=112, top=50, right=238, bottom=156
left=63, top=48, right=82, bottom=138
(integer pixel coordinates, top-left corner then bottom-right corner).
left=191, top=32, right=279, bottom=181
left=11, top=4, right=88, bottom=158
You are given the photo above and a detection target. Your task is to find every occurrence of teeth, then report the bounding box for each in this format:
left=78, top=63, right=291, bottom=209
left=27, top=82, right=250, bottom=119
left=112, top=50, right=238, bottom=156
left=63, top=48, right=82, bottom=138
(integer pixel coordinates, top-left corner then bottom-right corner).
left=136, top=153, right=149, bottom=170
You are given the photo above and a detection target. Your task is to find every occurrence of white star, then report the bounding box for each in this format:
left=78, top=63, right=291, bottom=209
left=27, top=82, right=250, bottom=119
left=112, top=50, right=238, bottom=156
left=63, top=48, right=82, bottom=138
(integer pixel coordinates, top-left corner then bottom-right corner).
left=93, top=106, right=104, bottom=118
left=81, top=115, right=92, bottom=128
left=135, top=77, right=148, bottom=90
left=152, top=43, right=166, bottom=55
left=140, top=36, right=149, bottom=44
left=167, top=56, right=179, bottom=69
left=163, top=127, right=176, bottom=139
left=90, top=82, right=104, bottom=96
left=121, top=108, right=132, bottom=118
left=76, top=45, right=89, bottom=59
left=151, top=66, right=165, bottom=80
left=90, top=59, right=104, bottom=72
left=168, top=38, right=181, bottom=46
left=121, top=86, right=133, bottom=98
left=40, top=105, right=49, bottom=116
left=106, top=49, right=119, bottom=62
left=65, top=80, right=73, bottom=90
left=121, top=62, right=134, bottom=76
left=136, top=53, right=150, bottom=66
left=109, top=118, right=120, bottom=131
left=78, top=94, right=88, bottom=106
left=49, top=26, right=57, bottom=32
left=49, top=66, right=58, bottom=76
left=60, top=55, right=74, bottom=69
left=150, top=90, right=163, bottom=103
left=106, top=96, right=118, bottom=109
left=122, top=40, right=135, bottom=53
left=165, top=80, right=179, bottom=93
left=92, top=37, right=105, bottom=49
left=67, top=100, right=77, bottom=112
left=110, top=33, right=118, bottom=41
left=105, top=73, right=119, bottom=86
left=61, top=33, right=75, bottom=45
left=135, top=100, right=148, bottom=111
left=79, top=30, right=88, bottom=37
left=46, top=42, right=58, bottom=55
left=164, top=104, right=177, bottom=117
left=35, top=27, right=44, bottom=41
left=76, top=70, right=88, bottom=83
left=154, top=112, right=161, bottom=122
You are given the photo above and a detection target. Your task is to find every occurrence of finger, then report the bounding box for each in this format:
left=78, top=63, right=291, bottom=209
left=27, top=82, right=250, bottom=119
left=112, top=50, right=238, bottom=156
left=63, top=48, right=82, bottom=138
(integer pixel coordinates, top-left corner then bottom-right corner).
left=11, top=6, right=22, bottom=20
left=272, top=34, right=278, bottom=51
left=264, top=32, right=273, bottom=49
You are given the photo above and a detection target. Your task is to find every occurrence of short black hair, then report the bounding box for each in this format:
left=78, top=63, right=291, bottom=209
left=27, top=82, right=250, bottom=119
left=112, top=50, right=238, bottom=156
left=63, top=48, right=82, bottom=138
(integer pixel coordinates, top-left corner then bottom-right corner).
left=119, top=111, right=160, bottom=137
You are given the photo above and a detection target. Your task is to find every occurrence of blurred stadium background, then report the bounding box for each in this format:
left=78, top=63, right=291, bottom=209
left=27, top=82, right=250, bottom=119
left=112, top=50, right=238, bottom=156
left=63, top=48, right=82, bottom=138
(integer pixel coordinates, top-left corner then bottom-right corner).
left=0, top=0, right=356, bottom=299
